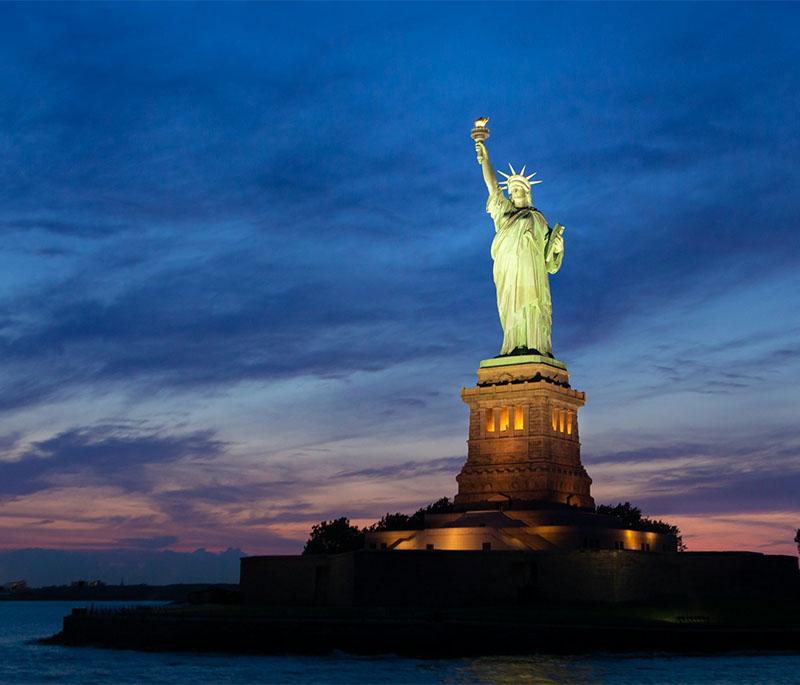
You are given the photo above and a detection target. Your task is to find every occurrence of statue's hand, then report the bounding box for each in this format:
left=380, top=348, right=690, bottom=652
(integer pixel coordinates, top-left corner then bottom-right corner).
left=475, top=141, right=487, bottom=165
left=551, top=232, right=564, bottom=254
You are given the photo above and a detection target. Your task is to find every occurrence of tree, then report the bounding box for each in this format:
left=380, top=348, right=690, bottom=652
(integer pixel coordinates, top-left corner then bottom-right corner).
left=416, top=496, right=454, bottom=516
left=368, top=498, right=455, bottom=532
left=794, top=528, right=800, bottom=551
left=302, top=517, right=364, bottom=555
left=304, top=498, right=456, bottom=553
left=597, top=501, right=686, bottom=551
left=369, top=512, right=413, bottom=532
left=407, top=497, right=454, bottom=529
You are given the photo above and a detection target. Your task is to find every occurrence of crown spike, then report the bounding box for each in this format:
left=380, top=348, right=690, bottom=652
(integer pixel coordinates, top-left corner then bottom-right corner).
left=497, top=164, right=543, bottom=191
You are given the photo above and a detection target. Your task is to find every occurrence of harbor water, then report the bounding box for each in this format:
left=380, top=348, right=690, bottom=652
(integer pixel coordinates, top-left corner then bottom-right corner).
left=1, top=601, right=798, bottom=684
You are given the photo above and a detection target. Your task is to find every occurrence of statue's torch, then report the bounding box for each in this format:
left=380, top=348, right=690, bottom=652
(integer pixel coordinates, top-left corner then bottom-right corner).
left=471, top=116, right=490, bottom=163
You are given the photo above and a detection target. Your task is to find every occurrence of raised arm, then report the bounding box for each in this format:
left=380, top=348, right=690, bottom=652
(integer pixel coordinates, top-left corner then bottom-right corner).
left=475, top=141, right=498, bottom=195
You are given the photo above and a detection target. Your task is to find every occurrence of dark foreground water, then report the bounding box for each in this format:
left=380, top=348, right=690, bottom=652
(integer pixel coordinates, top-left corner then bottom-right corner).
left=1, top=602, right=798, bottom=684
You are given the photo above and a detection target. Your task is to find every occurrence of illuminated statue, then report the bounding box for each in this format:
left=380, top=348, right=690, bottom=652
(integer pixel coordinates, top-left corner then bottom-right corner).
left=471, top=118, right=565, bottom=357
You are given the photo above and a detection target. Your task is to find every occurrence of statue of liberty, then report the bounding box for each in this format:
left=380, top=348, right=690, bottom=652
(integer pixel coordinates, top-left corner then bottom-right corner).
left=472, top=119, right=565, bottom=357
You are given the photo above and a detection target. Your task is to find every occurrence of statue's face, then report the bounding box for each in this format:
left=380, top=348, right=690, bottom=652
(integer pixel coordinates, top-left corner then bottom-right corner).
left=509, top=183, right=532, bottom=208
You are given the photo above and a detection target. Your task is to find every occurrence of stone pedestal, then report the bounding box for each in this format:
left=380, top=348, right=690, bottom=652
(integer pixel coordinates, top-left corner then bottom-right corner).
left=363, top=354, right=679, bottom=553
left=362, top=354, right=678, bottom=553
left=455, top=355, right=594, bottom=510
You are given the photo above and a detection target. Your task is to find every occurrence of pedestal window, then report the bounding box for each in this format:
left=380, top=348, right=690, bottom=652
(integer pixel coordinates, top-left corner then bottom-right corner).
left=499, top=406, right=510, bottom=432
left=514, top=406, right=524, bottom=430
left=551, top=407, right=575, bottom=436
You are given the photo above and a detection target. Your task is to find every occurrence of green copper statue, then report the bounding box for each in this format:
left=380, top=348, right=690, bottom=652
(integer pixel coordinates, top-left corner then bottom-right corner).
left=472, top=118, right=565, bottom=357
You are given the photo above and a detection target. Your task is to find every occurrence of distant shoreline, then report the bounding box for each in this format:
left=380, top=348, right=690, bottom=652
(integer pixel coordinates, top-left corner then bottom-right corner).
left=1, top=583, right=237, bottom=603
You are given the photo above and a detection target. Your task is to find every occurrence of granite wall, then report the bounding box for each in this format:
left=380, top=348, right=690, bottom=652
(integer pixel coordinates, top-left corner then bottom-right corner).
left=240, top=550, right=799, bottom=606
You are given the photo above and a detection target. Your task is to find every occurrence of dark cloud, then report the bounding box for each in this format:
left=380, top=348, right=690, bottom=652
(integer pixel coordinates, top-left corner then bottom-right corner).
left=152, top=481, right=304, bottom=525
left=0, top=425, right=226, bottom=497
left=586, top=445, right=706, bottom=466
left=0, top=217, right=128, bottom=238
left=0, top=432, right=21, bottom=452
left=0, top=3, right=796, bottom=409
left=588, top=428, right=800, bottom=515
left=645, top=342, right=800, bottom=398
left=115, top=535, right=179, bottom=550
left=165, top=483, right=300, bottom=505
left=636, top=470, right=800, bottom=516
left=0, top=239, right=464, bottom=409
left=35, top=247, right=74, bottom=258
left=334, top=456, right=464, bottom=481
left=242, top=503, right=318, bottom=527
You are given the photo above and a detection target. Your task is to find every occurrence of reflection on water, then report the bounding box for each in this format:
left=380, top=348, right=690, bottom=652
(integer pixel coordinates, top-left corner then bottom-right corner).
left=447, top=656, right=602, bottom=684
left=445, top=654, right=797, bottom=684
left=1, top=602, right=797, bottom=684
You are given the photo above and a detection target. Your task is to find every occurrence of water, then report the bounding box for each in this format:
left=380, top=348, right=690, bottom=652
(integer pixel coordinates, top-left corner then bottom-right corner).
left=0, top=601, right=797, bottom=684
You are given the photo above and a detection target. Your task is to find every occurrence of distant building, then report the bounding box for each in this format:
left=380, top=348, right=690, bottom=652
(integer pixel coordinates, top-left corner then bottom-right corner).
left=2, top=580, right=28, bottom=593
left=70, top=579, right=106, bottom=588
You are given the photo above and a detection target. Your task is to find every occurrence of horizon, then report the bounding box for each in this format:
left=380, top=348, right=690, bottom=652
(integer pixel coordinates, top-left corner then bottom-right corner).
left=1, top=3, right=798, bottom=585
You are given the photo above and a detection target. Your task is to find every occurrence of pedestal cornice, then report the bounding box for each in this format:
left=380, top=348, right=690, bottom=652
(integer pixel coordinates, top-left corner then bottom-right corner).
left=479, top=354, right=566, bottom=370
left=475, top=358, right=572, bottom=390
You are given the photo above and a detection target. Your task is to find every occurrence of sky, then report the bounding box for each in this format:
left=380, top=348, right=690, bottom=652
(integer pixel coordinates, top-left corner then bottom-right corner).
left=0, top=2, right=798, bottom=585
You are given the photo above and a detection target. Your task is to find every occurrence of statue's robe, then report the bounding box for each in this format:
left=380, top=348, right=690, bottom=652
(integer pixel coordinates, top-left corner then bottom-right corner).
left=487, top=187, right=563, bottom=356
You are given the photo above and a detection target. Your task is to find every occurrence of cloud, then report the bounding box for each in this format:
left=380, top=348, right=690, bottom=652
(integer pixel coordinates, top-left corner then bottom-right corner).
left=0, top=3, right=797, bottom=564
left=115, top=535, right=178, bottom=550
left=588, top=427, right=800, bottom=516
left=0, top=425, right=226, bottom=497
left=0, top=217, right=128, bottom=239
left=334, top=456, right=464, bottom=481
left=635, top=470, right=800, bottom=516
left=0, top=3, right=796, bottom=415
left=0, top=238, right=466, bottom=411
left=0, top=433, right=22, bottom=452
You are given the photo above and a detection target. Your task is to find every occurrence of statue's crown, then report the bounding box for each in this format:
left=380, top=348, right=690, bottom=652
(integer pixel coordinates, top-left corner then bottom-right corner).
left=498, top=164, right=542, bottom=191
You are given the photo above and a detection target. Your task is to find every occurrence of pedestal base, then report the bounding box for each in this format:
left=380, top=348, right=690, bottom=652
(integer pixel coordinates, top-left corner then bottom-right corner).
left=365, top=508, right=677, bottom=553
